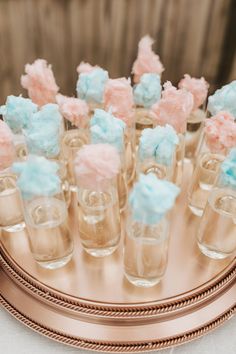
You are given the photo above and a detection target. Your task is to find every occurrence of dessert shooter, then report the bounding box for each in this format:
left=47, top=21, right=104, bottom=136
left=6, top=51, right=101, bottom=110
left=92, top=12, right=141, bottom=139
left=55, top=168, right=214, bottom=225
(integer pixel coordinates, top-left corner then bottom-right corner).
left=124, top=173, right=179, bottom=287
left=137, top=124, right=179, bottom=182
left=178, top=74, right=209, bottom=161
left=90, top=109, right=127, bottom=212
left=188, top=112, right=236, bottom=216
left=57, top=94, right=89, bottom=191
left=74, top=144, right=121, bottom=257
left=197, top=148, right=236, bottom=259
left=133, top=73, right=161, bottom=144
left=104, top=77, right=136, bottom=185
left=0, top=95, right=37, bottom=159
left=13, top=156, right=73, bottom=269
left=151, top=81, right=194, bottom=186
left=76, top=63, right=108, bottom=115
left=0, top=120, right=25, bottom=232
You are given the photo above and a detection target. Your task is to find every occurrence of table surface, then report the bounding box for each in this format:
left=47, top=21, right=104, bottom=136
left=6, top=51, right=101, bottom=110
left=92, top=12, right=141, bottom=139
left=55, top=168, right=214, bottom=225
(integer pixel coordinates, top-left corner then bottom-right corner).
left=0, top=307, right=235, bottom=354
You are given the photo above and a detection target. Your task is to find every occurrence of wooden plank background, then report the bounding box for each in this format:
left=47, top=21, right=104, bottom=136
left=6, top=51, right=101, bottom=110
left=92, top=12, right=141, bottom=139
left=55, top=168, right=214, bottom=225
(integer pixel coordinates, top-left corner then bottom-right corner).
left=0, top=0, right=235, bottom=103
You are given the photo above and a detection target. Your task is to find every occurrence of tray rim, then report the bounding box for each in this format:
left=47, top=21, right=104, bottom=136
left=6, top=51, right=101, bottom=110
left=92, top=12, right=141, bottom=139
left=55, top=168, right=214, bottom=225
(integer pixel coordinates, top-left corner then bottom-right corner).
left=1, top=241, right=235, bottom=320
left=1, top=294, right=235, bottom=353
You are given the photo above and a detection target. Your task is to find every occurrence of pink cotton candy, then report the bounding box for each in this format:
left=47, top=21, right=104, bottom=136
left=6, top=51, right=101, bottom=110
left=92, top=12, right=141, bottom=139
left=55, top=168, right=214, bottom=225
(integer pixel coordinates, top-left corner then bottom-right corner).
left=0, top=120, right=15, bottom=170
left=151, top=81, right=194, bottom=134
left=74, top=144, right=120, bottom=191
left=76, top=62, right=97, bottom=74
left=204, top=111, right=236, bottom=154
left=132, top=35, right=164, bottom=84
left=104, top=78, right=134, bottom=126
left=178, top=74, right=209, bottom=111
left=21, top=59, right=59, bottom=107
left=56, top=94, right=89, bottom=128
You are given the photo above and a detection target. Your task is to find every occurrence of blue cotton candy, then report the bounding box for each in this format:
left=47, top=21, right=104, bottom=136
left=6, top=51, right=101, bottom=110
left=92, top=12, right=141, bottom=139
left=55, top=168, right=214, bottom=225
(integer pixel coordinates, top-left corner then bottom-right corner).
left=220, top=148, right=236, bottom=189
left=133, top=73, right=161, bottom=108
left=90, top=109, right=126, bottom=152
left=0, top=95, right=37, bottom=134
left=129, top=173, right=180, bottom=224
left=139, top=125, right=179, bottom=166
left=24, top=104, right=62, bottom=158
left=207, top=81, right=236, bottom=117
left=76, top=68, right=109, bottom=104
left=12, top=155, right=61, bottom=200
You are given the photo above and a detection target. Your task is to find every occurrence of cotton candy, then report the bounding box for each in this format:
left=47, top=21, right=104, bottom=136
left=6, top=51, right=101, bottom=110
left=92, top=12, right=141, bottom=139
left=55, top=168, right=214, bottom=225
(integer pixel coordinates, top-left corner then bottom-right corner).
left=76, top=62, right=97, bottom=74
left=90, top=109, right=126, bottom=152
left=220, top=148, right=236, bottom=189
left=178, top=74, right=209, bottom=111
left=24, top=104, right=62, bottom=158
left=151, top=81, right=194, bottom=134
left=204, top=112, right=236, bottom=154
left=133, top=73, right=161, bottom=108
left=0, top=120, right=15, bottom=171
left=12, top=155, right=61, bottom=200
left=0, top=95, right=37, bottom=134
left=76, top=68, right=108, bottom=104
left=132, top=35, right=164, bottom=84
left=56, top=94, right=89, bottom=128
left=207, top=81, right=236, bottom=117
left=74, top=144, right=120, bottom=191
left=139, top=125, right=179, bottom=166
left=21, top=59, right=59, bottom=107
left=129, top=173, right=179, bottom=224
left=104, top=78, right=134, bottom=126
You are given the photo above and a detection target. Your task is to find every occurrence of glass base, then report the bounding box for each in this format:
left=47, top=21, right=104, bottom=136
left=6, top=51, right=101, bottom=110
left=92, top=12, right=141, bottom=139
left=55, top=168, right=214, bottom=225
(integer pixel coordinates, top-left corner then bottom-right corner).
left=2, top=222, right=25, bottom=233
left=198, top=242, right=231, bottom=260
left=188, top=204, right=203, bottom=217
left=84, top=245, right=118, bottom=258
left=124, top=272, right=162, bottom=288
left=36, top=253, right=73, bottom=270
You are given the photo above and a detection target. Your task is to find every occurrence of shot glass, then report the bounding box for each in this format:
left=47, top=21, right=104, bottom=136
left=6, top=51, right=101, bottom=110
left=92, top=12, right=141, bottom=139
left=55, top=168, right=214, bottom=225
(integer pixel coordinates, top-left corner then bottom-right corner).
left=135, top=107, right=154, bottom=145
left=188, top=136, right=225, bottom=216
left=173, top=133, right=185, bottom=186
left=0, top=173, right=25, bottom=232
left=61, top=128, right=89, bottom=191
left=124, top=213, right=170, bottom=287
left=24, top=190, right=74, bottom=269
left=185, top=108, right=206, bottom=162
left=197, top=182, right=236, bottom=259
left=77, top=177, right=121, bottom=257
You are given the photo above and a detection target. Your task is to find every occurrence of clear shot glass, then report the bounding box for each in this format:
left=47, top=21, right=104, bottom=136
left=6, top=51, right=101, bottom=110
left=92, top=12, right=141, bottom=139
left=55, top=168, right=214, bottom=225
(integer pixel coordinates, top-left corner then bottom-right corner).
left=197, top=180, right=236, bottom=259
left=0, top=173, right=25, bottom=232
left=135, top=107, right=154, bottom=145
left=24, top=190, right=74, bottom=269
left=61, top=128, right=89, bottom=191
left=124, top=213, right=169, bottom=287
left=78, top=177, right=121, bottom=257
left=188, top=136, right=224, bottom=216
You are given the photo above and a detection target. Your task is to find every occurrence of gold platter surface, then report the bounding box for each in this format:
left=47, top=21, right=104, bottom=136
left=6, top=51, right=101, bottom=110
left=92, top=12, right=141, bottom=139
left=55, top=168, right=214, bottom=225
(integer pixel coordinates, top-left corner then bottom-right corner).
left=0, top=164, right=235, bottom=351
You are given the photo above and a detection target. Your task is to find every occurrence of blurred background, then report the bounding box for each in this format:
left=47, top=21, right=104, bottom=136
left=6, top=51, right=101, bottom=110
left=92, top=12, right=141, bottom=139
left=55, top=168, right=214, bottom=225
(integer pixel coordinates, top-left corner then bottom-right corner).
left=0, top=0, right=235, bottom=102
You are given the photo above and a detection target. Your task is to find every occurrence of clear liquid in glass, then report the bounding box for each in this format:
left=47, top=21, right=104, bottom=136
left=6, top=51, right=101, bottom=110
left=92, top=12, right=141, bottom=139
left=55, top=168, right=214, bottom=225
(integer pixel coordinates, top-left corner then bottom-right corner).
left=0, top=175, right=25, bottom=232
left=25, top=197, right=73, bottom=269
left=135, top=108, right=154, bottom=145
left=62, top=129, right=88, bottom=191
left=173, top=134, right=185, bottom=186
left=124, top=218, right=169, bottom=287
left=197, top=189, right=236, bottom=259
left=78, top=188, right=121, bottom=257
left=185, top=109, right=205, bottom=162
left=188, top=153, right=223, bottom=216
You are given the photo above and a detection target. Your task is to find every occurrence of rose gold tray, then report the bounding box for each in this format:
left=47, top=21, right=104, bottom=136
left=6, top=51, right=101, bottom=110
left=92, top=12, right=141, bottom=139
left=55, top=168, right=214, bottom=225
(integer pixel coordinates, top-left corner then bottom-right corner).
left=0, top=165, right=235, bottom=352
